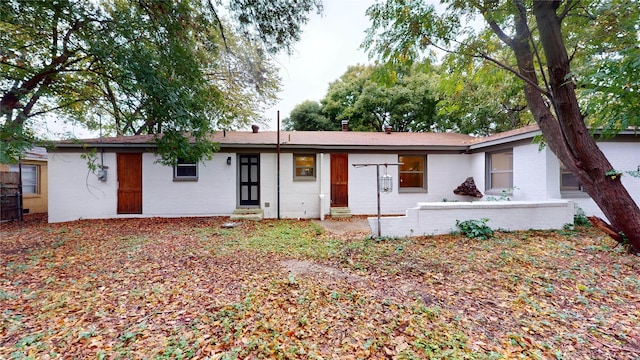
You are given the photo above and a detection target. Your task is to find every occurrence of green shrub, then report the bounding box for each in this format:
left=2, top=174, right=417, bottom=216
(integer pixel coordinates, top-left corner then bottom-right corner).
left=573, top=206, right=591, bottom=227
left=455, top=218, right=494, bottom=240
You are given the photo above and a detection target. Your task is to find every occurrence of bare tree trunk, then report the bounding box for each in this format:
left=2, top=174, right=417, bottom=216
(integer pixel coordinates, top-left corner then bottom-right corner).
left=530, top=1, right=640, bottom=251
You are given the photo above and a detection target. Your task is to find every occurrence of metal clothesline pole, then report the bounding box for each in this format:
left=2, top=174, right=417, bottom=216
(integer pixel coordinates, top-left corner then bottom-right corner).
left=352, top=162, right=403, bottom=238
left=376, top=165, right=381, bottom=237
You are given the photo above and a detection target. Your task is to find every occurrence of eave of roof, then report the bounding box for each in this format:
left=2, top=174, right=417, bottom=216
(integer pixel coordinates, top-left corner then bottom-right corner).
left=468, top=124, right=541, bottom=150
left=48, top=124, right=640, bottom=154
left=53, top=131, right=476, bottom=151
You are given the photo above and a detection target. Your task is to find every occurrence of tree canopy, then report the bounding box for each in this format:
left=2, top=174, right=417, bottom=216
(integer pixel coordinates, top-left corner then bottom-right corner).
left=290, top=60, right=531, bottom=134
left=287, top=64, right=442, bottom=132
left=282, top=100, right=335, bottom=131
left=0, top=0, right=321, bottom=164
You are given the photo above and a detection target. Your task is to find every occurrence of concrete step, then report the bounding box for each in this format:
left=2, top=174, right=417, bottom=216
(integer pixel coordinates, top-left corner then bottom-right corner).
left=230, top=208, right=264, bottom=221
left=330, top=207, right=352, bottom=218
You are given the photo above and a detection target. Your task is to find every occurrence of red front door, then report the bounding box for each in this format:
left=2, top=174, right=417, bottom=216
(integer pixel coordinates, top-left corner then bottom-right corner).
left=117, top=153, right=142, bottom=214
left=330, top=153, right=348, bottom=207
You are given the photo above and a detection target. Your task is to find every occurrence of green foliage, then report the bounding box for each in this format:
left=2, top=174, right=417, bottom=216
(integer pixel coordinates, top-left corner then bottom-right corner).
left=604, top=169, right=622, bottom=180
left=282, top=100, right=335, bottom=131
left=486, top=187, right=518, bottom=201
left=79, top=148, right=101, bottom=174
left=625, top=165, right=640, bottom=178
left=437, top=52, right=533, bottom=136
left=574, top=0, right=640, bottom=136
left=456, top=218, right=494, bottom=240
left=0, top=0, right=316, bottom=164
left=227, top=0, right=322, bottom=55
left=574, top=207, right=591, bottom=227
left=320, top=64, right=441, bottom=132
left=224, top=220, right=341, bottom=259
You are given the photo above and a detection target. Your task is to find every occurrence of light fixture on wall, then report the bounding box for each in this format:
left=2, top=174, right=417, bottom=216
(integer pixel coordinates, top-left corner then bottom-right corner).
left=226, top=156, right=232, bottom=165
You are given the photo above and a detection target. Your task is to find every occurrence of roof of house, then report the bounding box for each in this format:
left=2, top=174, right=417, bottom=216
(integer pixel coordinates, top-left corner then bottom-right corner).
left=55, top=130, right=475, bottom=151
left=23, top=147, right=48, bottom=161
left=52, top=125, right=546, bottom=152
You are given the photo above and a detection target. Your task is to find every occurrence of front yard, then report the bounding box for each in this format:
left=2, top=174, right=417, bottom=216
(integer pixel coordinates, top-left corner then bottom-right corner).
left=1, top=215, right=639, bottom=359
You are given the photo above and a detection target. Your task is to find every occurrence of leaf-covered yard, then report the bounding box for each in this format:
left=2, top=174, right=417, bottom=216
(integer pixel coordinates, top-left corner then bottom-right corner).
left=1, top=215, right=639, bottom=359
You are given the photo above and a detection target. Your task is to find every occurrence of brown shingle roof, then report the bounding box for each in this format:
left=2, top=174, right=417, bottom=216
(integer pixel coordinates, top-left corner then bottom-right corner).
left=212, top=131, right=475, bottom=147
left=470, top=124, right=540, bottom=145
left=55, top=130, right=477, bottom=150
left=54, top=126, right=548, bottom=151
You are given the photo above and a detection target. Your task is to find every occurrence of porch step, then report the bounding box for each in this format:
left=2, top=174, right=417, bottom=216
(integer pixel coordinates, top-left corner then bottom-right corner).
left=230, top=208, right=264, bottom=221
left=330, top=207, right=352, bottom=218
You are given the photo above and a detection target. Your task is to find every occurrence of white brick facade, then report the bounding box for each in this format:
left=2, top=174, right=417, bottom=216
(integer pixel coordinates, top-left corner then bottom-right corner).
left=48, top=129, right=640, bottom=226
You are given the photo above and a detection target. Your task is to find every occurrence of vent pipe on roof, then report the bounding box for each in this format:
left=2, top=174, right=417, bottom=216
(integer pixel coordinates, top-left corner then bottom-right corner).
left=341, top=120, right=349, bottom=132
left=385, top=126, right=392, bottom=134
left=252, top=124, right=259, bottom=133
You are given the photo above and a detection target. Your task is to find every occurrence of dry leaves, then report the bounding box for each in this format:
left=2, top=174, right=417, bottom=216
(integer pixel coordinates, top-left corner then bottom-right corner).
left=1, top=214, right=639, bottom=359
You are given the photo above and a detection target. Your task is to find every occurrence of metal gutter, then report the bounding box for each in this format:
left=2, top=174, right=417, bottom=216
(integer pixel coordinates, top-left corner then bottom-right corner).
left=468, top=130, right=541, bottom=150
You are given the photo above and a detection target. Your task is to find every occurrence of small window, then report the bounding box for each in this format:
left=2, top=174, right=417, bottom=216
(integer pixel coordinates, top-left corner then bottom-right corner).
left=294, top=154, right=316, bottom=180
left=487, top=150, right=513, bottom=190
left=398, top=155, right=427, bottom=192
left=173, top=159, right=198, bottom=181
left=560, top=162, right=584, bottom=192
left=9, top=164, right=39, bottom=194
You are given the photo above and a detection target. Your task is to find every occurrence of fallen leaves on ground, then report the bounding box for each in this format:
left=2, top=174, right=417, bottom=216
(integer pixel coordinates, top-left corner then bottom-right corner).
left=1, top=214, right=639, bottom=359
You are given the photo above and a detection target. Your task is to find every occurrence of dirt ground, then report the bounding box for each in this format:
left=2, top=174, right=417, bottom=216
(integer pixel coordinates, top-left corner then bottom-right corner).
left=312, top=216, right=371, bottom=234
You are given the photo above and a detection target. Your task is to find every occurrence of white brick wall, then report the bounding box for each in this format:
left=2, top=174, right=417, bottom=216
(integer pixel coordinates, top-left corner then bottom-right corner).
left=48, top=152, right=238, bottom=222
left=513, top=144, right=549, bottom=201
left=48, top=139, right=640, bottom=223
left=48, top=152, right=118, bottom=222
left=143, top=153, right=236, bottom=217
left=369, top=200, right=575, bottom=237
left=347, top=153, right=475, bottom=216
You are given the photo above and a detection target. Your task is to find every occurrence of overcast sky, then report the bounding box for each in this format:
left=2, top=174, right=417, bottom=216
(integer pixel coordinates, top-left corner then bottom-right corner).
left=260, top=0, right=375, bottom=130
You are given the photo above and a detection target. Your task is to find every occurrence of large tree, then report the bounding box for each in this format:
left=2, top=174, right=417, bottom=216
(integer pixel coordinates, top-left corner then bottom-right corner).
left=283, top=100, right=336, bottom=131
left=321, top=64, right=440, bottom=132
left=0, top=0, right=321, bottom=164
left=364, top=0, right=640, bottom=251
left=437, top=51, right=532, bottom=135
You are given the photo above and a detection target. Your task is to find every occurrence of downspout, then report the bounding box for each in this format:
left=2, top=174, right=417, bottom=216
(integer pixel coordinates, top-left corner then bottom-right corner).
left=319, top=153, right=325, bottom=220
left=277, top=111, right=281, bottom=219
left=18, top=158, right=23, bottom=221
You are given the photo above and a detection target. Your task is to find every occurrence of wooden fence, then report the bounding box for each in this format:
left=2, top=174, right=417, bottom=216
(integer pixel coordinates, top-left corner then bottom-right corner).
left=0, top=171, right=21, bottom=222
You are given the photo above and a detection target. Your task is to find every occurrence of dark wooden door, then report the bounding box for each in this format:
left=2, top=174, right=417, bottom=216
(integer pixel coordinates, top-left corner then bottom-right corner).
left=330, top=153, right=348, bottom=207
left=117, top=153, right=142, bottom=214
left=239, top=154, right=260, bottom=206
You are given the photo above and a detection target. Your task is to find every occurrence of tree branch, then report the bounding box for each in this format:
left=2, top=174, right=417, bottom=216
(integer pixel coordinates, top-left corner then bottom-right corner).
left=487, top=20, right=513, bottom=48
left=473, top=52, right=551, bottom=97
left=207, top=0, right=229, bottom=52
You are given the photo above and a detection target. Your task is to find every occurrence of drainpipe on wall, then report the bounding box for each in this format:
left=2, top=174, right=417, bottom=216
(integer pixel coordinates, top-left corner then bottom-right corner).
left=319, top=153, right=325, bottom=221
left=277, top=111, right=281, bottom=220
left=18, top=159, right=23, bottom=221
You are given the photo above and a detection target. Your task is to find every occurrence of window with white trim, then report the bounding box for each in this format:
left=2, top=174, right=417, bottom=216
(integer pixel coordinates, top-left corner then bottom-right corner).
left=9, top=164, right=39, bottom=195
left=487, top=150, right=513, bottom=190
left=294, top=154, right=316, bottom=180
left=398, top=155, right=427, bottom=192
left=173, top=159, right=198, bottom=181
